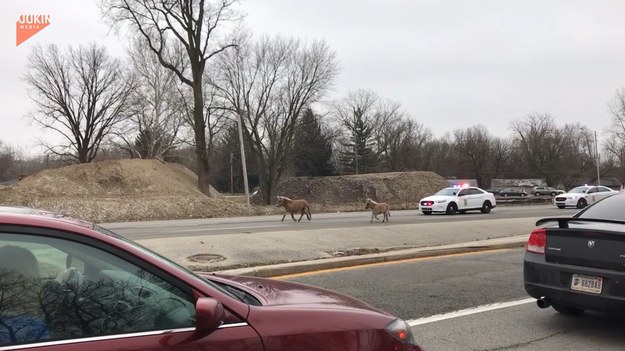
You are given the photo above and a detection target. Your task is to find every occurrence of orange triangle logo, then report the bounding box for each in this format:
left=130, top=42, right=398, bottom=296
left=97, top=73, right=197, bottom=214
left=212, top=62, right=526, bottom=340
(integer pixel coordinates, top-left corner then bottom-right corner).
left=16, top=15, right=51, bottom=46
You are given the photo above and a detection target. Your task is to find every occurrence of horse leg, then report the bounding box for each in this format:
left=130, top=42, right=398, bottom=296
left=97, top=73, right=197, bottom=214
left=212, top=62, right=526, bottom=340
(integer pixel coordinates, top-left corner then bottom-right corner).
left=370, top=212, right=374, bottom=223
left=298, top=210, right=304, bottom=222
left=291, top=212, right=297, bottom=222
left=281, top=213, right=287, bottom=222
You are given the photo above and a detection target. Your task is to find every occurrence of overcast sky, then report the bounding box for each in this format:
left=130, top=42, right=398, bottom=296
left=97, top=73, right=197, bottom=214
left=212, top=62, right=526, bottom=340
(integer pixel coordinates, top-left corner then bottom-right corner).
left=3, top=0, right=625, bottom=155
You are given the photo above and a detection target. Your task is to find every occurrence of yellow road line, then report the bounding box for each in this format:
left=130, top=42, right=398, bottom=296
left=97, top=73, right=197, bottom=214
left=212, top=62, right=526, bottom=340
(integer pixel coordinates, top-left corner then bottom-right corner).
left=273, top=248, right=517, bottom=279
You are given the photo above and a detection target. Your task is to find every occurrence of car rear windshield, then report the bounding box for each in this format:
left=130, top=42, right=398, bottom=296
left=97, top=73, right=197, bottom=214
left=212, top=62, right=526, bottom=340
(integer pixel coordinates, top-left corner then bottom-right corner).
left=577, top=194, right=625, bottom=221
left=569, top=186, right=589, bottom=194
left=435, top=188, right=458, bottom=196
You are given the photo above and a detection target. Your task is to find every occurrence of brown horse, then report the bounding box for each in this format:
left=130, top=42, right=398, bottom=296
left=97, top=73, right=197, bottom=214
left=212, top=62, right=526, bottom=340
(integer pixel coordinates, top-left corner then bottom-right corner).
left=276, top=196, right=312, bottom=222
left=365, top=198, right=391, bottom=223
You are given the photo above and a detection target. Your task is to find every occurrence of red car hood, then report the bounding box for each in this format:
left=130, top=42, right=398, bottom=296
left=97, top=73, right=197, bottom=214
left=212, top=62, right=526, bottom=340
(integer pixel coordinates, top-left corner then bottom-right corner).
left=205, top=273, right=387, bottom=314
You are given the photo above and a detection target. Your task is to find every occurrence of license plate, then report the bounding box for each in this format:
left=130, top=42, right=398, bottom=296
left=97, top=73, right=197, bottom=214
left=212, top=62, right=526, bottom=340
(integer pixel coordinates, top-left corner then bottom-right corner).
left=571, top=274, right=603, bottom=294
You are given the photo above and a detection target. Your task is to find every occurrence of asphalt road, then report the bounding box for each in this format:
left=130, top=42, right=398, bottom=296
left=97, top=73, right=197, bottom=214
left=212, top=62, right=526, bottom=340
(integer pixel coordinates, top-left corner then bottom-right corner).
left=415, top=303, right=625, bottom=351
left=282, top=249, right=625, bottom=351
left=282, top=248, right=526, bottom=320
left=103, top=205, right=579, bottom=240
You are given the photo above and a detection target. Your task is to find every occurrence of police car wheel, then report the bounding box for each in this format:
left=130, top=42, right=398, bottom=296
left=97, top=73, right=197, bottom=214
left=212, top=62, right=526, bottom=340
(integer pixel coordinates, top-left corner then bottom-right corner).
left=446, top=203, right=458, bottom=215
left=480, top=201, right=492, bottom=214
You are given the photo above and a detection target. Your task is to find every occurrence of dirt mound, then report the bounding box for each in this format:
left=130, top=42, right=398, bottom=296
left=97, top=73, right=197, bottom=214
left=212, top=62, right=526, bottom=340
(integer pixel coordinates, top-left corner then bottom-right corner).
left=0, top=159, right=255, bottom=222
left=0, top=160, right=450, bottom=221
left=274, top=171, right=449, bottom=211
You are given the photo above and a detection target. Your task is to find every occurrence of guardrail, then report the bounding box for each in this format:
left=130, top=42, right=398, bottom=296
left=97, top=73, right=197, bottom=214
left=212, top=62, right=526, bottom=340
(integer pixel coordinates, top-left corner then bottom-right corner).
left=495, top=196, right=553, bottom=206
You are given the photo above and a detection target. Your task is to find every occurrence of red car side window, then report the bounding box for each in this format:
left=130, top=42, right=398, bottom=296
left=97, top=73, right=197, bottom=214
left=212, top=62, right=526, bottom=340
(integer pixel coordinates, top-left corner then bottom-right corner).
left=0, top=233, right=196, bottom=348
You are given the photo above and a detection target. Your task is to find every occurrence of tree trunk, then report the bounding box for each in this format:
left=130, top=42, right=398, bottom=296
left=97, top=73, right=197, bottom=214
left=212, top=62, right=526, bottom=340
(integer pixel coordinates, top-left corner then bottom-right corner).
left=78, top=146, right=88, bottom=163
left=257, top=161, right=278, bottom=205
left=192, top=76, right=211, bottom=196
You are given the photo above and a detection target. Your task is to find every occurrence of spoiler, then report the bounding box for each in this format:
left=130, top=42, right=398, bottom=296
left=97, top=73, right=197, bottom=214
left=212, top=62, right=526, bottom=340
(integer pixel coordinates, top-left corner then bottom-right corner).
left=536, top=217, right=625, bottom=229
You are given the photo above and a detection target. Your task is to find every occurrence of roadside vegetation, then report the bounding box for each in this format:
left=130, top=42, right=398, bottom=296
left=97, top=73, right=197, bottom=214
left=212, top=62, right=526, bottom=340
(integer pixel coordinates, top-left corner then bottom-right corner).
left=3, top=0, right=625, bottom=206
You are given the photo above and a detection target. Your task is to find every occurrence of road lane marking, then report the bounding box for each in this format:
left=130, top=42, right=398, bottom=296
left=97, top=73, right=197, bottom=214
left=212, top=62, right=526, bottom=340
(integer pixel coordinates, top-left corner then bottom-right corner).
left=175, top=224, right=279, bottom=233
left=407, top=298, right=535, bottom=326
left=273, top=248, right=518, bottom=279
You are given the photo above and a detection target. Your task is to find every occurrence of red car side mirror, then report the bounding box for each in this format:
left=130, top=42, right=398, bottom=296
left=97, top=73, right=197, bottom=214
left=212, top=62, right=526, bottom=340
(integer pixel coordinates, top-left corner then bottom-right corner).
left=195, top=297, right=225, bottom=334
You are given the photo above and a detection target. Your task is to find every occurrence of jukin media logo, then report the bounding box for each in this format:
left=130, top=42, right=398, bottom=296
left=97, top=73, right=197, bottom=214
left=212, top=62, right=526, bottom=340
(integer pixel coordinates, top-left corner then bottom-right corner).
left=16, top=14, right=51, bottom=46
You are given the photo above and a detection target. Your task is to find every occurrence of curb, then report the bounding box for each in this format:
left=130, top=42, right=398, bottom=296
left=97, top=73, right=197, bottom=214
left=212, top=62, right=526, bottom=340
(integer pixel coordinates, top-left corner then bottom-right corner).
left=216, top=239, right=527, bottom=278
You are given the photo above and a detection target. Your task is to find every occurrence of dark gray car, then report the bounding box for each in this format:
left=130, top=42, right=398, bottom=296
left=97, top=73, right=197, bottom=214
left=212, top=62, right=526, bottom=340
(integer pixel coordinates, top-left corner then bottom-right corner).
left=524, top=193, right=625, bottom=315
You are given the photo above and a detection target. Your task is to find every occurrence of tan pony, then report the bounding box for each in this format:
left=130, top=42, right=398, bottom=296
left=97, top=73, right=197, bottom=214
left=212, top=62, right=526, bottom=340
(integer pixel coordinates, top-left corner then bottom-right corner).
left=365, top=198, right=391, bottom=223
left=276, top=196, right=312, bottom=222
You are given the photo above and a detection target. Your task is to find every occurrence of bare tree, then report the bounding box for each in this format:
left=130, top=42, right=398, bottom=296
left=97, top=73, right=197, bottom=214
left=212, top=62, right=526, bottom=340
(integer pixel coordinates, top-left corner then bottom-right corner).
left=24, top=44, right=132, bottom=163
left=606, top=88, right=625, bottom=170
left=114, top=37, right=186, bottom=159
left=510, top=113, right=580, bottom=186
left=101, top=0, right=242, bottom=195
left=0, top=142, right=20, bottom=181
left=422, top=135, right=453, bottom=176
left=453, top=125, right=492, bottom=187
left=402, top=124, right=435, bottom=171
left=334, top=90, right=379, bottom=130
left=604, top=133, right=625, bottom=172
left=177, top=75, right=231, bottom=160
left=378, top=116, right=417, bottom=171
left=490, top=137, right=512, bottom=179
left=215, top=35, right=339, bottom=203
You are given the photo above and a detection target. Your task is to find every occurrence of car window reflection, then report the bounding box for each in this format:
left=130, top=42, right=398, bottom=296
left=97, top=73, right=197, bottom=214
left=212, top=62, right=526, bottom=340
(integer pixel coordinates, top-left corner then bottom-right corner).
left=0, top=236, right=196, bottom=347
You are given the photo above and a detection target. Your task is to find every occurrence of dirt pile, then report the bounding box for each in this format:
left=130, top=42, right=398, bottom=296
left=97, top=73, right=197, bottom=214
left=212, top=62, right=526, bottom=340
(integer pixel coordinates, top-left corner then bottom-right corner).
left=0, top=160, right=450, bottom=222
left=0, top=159, right=258, bottom=223
left=274, top=171, right=450, bottom=211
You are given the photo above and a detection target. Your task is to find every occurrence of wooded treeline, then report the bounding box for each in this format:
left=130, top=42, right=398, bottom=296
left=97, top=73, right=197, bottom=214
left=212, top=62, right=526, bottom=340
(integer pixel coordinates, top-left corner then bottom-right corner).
left=4, top=0, right=625, bottom=203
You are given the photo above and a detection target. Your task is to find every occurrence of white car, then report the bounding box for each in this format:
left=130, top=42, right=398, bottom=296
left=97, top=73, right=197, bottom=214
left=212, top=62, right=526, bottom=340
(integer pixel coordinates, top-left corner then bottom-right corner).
left=419, top=186, right=496, bottom=215
left=554, top=185, right=619, bottom=209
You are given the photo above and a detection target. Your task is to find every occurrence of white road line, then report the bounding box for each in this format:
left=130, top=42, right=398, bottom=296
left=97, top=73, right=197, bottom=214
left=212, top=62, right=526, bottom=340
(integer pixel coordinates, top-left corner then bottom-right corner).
left=175, top=224, right=281, bottom=233
left=407, top=297, right=536, bottom=326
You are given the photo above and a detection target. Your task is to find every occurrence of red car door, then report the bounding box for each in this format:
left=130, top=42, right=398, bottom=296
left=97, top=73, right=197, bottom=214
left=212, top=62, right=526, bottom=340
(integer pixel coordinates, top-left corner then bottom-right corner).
left=13, top=326, right=264, bottom=351
left=0, top=231, right=264, bottom=351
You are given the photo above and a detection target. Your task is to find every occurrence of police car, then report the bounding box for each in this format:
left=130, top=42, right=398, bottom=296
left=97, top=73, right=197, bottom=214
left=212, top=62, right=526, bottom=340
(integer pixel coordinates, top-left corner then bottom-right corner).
left=419, top=186, right=496, bottom=215
left=554, top=185, right=619, bottom=209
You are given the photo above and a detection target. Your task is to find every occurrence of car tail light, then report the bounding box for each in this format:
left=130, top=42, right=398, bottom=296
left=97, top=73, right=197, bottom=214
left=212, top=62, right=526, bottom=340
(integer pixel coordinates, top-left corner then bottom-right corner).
left=526, top=228, right=546, bottom=254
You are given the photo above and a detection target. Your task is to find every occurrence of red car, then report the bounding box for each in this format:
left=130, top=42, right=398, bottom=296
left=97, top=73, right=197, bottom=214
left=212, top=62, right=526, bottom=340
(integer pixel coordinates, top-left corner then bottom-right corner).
left=0, top=207, right=423, bottom=351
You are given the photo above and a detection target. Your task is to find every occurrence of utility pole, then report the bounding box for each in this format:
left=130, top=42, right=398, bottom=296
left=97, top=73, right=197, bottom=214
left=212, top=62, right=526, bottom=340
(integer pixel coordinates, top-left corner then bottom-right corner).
left=595, top=130, right=600, bottom=185
left=354, top=144, right=359, bottom=175
left=229, top=152, right=234, bottom=195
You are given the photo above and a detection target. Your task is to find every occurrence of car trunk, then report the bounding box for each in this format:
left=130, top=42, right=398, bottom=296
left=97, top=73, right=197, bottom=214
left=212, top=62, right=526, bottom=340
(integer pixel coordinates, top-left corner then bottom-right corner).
left=546, top=227, right=625, bottom=271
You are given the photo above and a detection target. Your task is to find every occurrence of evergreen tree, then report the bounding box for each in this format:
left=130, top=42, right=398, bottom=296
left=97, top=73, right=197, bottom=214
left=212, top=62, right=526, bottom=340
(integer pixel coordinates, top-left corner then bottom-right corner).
left=293, top=109, right=336, bottom=176
left=339, top=107, right=378, bottom=174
